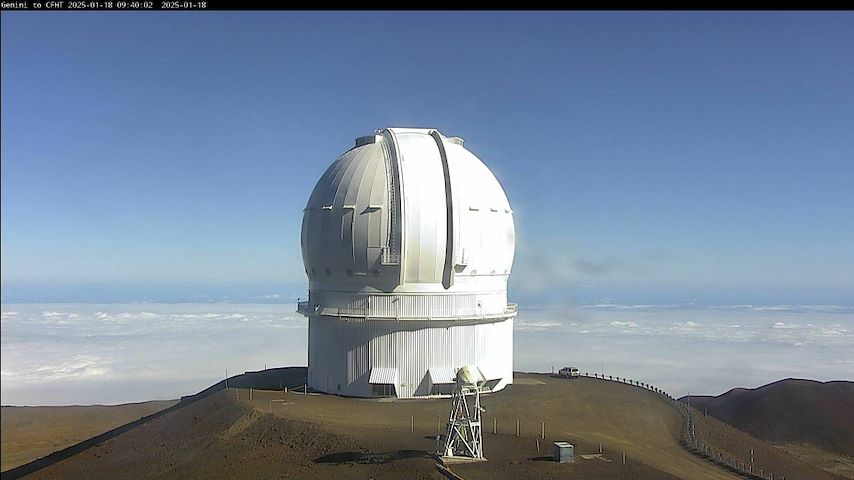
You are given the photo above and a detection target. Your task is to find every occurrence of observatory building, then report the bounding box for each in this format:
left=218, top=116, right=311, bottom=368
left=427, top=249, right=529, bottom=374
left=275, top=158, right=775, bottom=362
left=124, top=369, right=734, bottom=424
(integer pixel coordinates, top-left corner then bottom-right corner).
left=298, top=128, right=516, bottom=398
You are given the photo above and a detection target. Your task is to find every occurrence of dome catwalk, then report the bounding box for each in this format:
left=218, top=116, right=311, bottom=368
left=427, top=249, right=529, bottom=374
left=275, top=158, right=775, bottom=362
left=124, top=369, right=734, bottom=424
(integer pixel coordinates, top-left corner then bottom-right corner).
left=298, top=128, right=516, bottom=398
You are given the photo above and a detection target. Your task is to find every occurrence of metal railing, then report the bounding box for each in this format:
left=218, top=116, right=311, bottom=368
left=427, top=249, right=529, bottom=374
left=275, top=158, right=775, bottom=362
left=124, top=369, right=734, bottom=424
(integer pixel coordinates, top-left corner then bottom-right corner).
left=296, top=300, right=518, bottom=321
left=381, top=246, right=399, bottom=265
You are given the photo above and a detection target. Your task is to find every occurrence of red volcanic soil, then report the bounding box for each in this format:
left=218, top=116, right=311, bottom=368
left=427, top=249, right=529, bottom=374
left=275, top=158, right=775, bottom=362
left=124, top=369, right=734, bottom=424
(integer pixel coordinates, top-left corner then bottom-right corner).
left=19, top=388, right=685, bottom=480
left=5, top=371, right=840, bottom=480
left=683, top=379, right=854, bottom=456
left=10, top=373, right=738, bottom=480
left=0, top=400, right=176, bottom=471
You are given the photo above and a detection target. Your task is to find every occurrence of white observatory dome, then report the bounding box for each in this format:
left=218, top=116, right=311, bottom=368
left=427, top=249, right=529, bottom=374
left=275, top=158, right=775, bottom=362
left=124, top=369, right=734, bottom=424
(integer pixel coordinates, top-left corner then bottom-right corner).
left=298, top=127, right=516, bottom=398
left=301, top=127, right=515, bottom=316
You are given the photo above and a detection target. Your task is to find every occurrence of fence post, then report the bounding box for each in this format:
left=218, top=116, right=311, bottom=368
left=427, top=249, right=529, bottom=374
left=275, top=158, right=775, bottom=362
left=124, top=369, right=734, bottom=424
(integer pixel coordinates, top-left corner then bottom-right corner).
left=541, top=422, right=545, bottom=439
left=411, top=415, right=414, bottom=434
left=751, top=447, right=754, bottom=473
left=516, top=419, right=520, bottom=437
left=493, top=417, right=496, bottom=435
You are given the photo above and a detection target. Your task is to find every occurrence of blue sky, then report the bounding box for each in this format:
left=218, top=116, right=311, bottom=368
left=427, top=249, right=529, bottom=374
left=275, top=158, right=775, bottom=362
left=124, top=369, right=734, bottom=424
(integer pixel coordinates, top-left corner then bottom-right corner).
left=2, top=12, right=853, bottom=305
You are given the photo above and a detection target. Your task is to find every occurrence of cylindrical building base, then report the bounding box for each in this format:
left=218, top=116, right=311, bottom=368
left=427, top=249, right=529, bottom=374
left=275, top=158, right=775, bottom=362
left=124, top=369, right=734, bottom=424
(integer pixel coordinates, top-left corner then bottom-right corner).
left=307, top=316, right=514, bottom=398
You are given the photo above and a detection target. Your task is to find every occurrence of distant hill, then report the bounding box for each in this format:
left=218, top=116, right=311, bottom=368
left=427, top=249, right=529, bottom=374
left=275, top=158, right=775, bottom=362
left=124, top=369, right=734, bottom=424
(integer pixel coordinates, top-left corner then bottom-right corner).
left=681, top=378, right=854, bottom=456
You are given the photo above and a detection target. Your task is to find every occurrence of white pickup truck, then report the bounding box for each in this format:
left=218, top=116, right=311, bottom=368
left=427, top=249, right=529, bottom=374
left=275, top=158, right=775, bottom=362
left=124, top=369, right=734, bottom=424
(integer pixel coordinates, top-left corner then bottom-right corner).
left=558, top=367, right=579, bottom=378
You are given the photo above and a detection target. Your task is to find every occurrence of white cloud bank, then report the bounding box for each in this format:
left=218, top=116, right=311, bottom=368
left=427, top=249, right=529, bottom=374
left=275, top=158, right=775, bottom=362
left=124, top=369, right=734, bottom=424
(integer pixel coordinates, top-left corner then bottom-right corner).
left=1, top=304, right=307, bottom=405
left=513, top=303, right=853, bottom=396
left=1, top=302, right=851, bottom=404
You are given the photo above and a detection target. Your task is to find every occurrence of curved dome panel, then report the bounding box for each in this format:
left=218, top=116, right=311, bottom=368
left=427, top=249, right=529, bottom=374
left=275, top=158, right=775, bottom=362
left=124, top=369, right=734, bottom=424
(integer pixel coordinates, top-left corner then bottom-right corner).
left=445, top=142, right=515, bottom=280
left=393, top=129, right=448, bottom=286
left=300, top=127, right=515, bottom=311
left=301, top=140, right=390, bottom=285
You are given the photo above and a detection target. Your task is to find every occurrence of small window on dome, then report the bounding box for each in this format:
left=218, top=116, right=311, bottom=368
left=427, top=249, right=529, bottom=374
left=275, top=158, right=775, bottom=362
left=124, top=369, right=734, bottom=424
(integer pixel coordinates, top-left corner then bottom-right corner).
left=346, top=269, right=353, bottom=276
left=325, top=268, right=331, bottom=276
left=372, top=269, right=380, bottom=276
left=310, top=268, right=316, bottom=276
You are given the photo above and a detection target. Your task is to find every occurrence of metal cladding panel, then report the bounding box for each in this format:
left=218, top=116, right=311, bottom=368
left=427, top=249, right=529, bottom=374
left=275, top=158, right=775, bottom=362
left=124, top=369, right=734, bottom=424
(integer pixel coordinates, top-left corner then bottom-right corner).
left=478, top=363, right=503, bottom=381
left=369, top=367, right=398, bottom=384
left=445, top=142, right=515, bottom=279
left=554, top=442, right=575, bottom=463
left=302, top=143, right=390, bottom=280
left=306, top=290, right=507, bottom=319
left=395, top=131, right=447, bottom=285
left=308, top=316, right=514, bottom=398
left=428, top=367, right=457, bottom=384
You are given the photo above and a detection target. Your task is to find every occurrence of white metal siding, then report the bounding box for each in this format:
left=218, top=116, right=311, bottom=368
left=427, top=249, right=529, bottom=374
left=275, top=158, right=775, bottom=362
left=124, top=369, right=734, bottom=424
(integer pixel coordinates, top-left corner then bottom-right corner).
left=308, top=290, right=508, bottom=319
left=369, top=367, right=398, bottom=384
left=308, top=316, right=514, bottom=398
left=428, top=367, right=457, bottom=384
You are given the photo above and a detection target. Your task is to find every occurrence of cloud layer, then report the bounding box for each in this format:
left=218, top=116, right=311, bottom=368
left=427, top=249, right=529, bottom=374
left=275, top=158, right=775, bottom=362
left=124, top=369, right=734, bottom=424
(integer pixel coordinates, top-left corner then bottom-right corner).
left=514, top=303, right=853, bottom=396
left=1, top=302, right=851, bottom=404
left=1, top=304, right=307, bottom=405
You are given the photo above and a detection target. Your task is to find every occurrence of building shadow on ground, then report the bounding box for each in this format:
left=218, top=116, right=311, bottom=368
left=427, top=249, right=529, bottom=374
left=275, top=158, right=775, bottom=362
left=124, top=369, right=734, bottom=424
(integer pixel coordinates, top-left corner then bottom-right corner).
left=314, top=450, right=433, bottom=465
